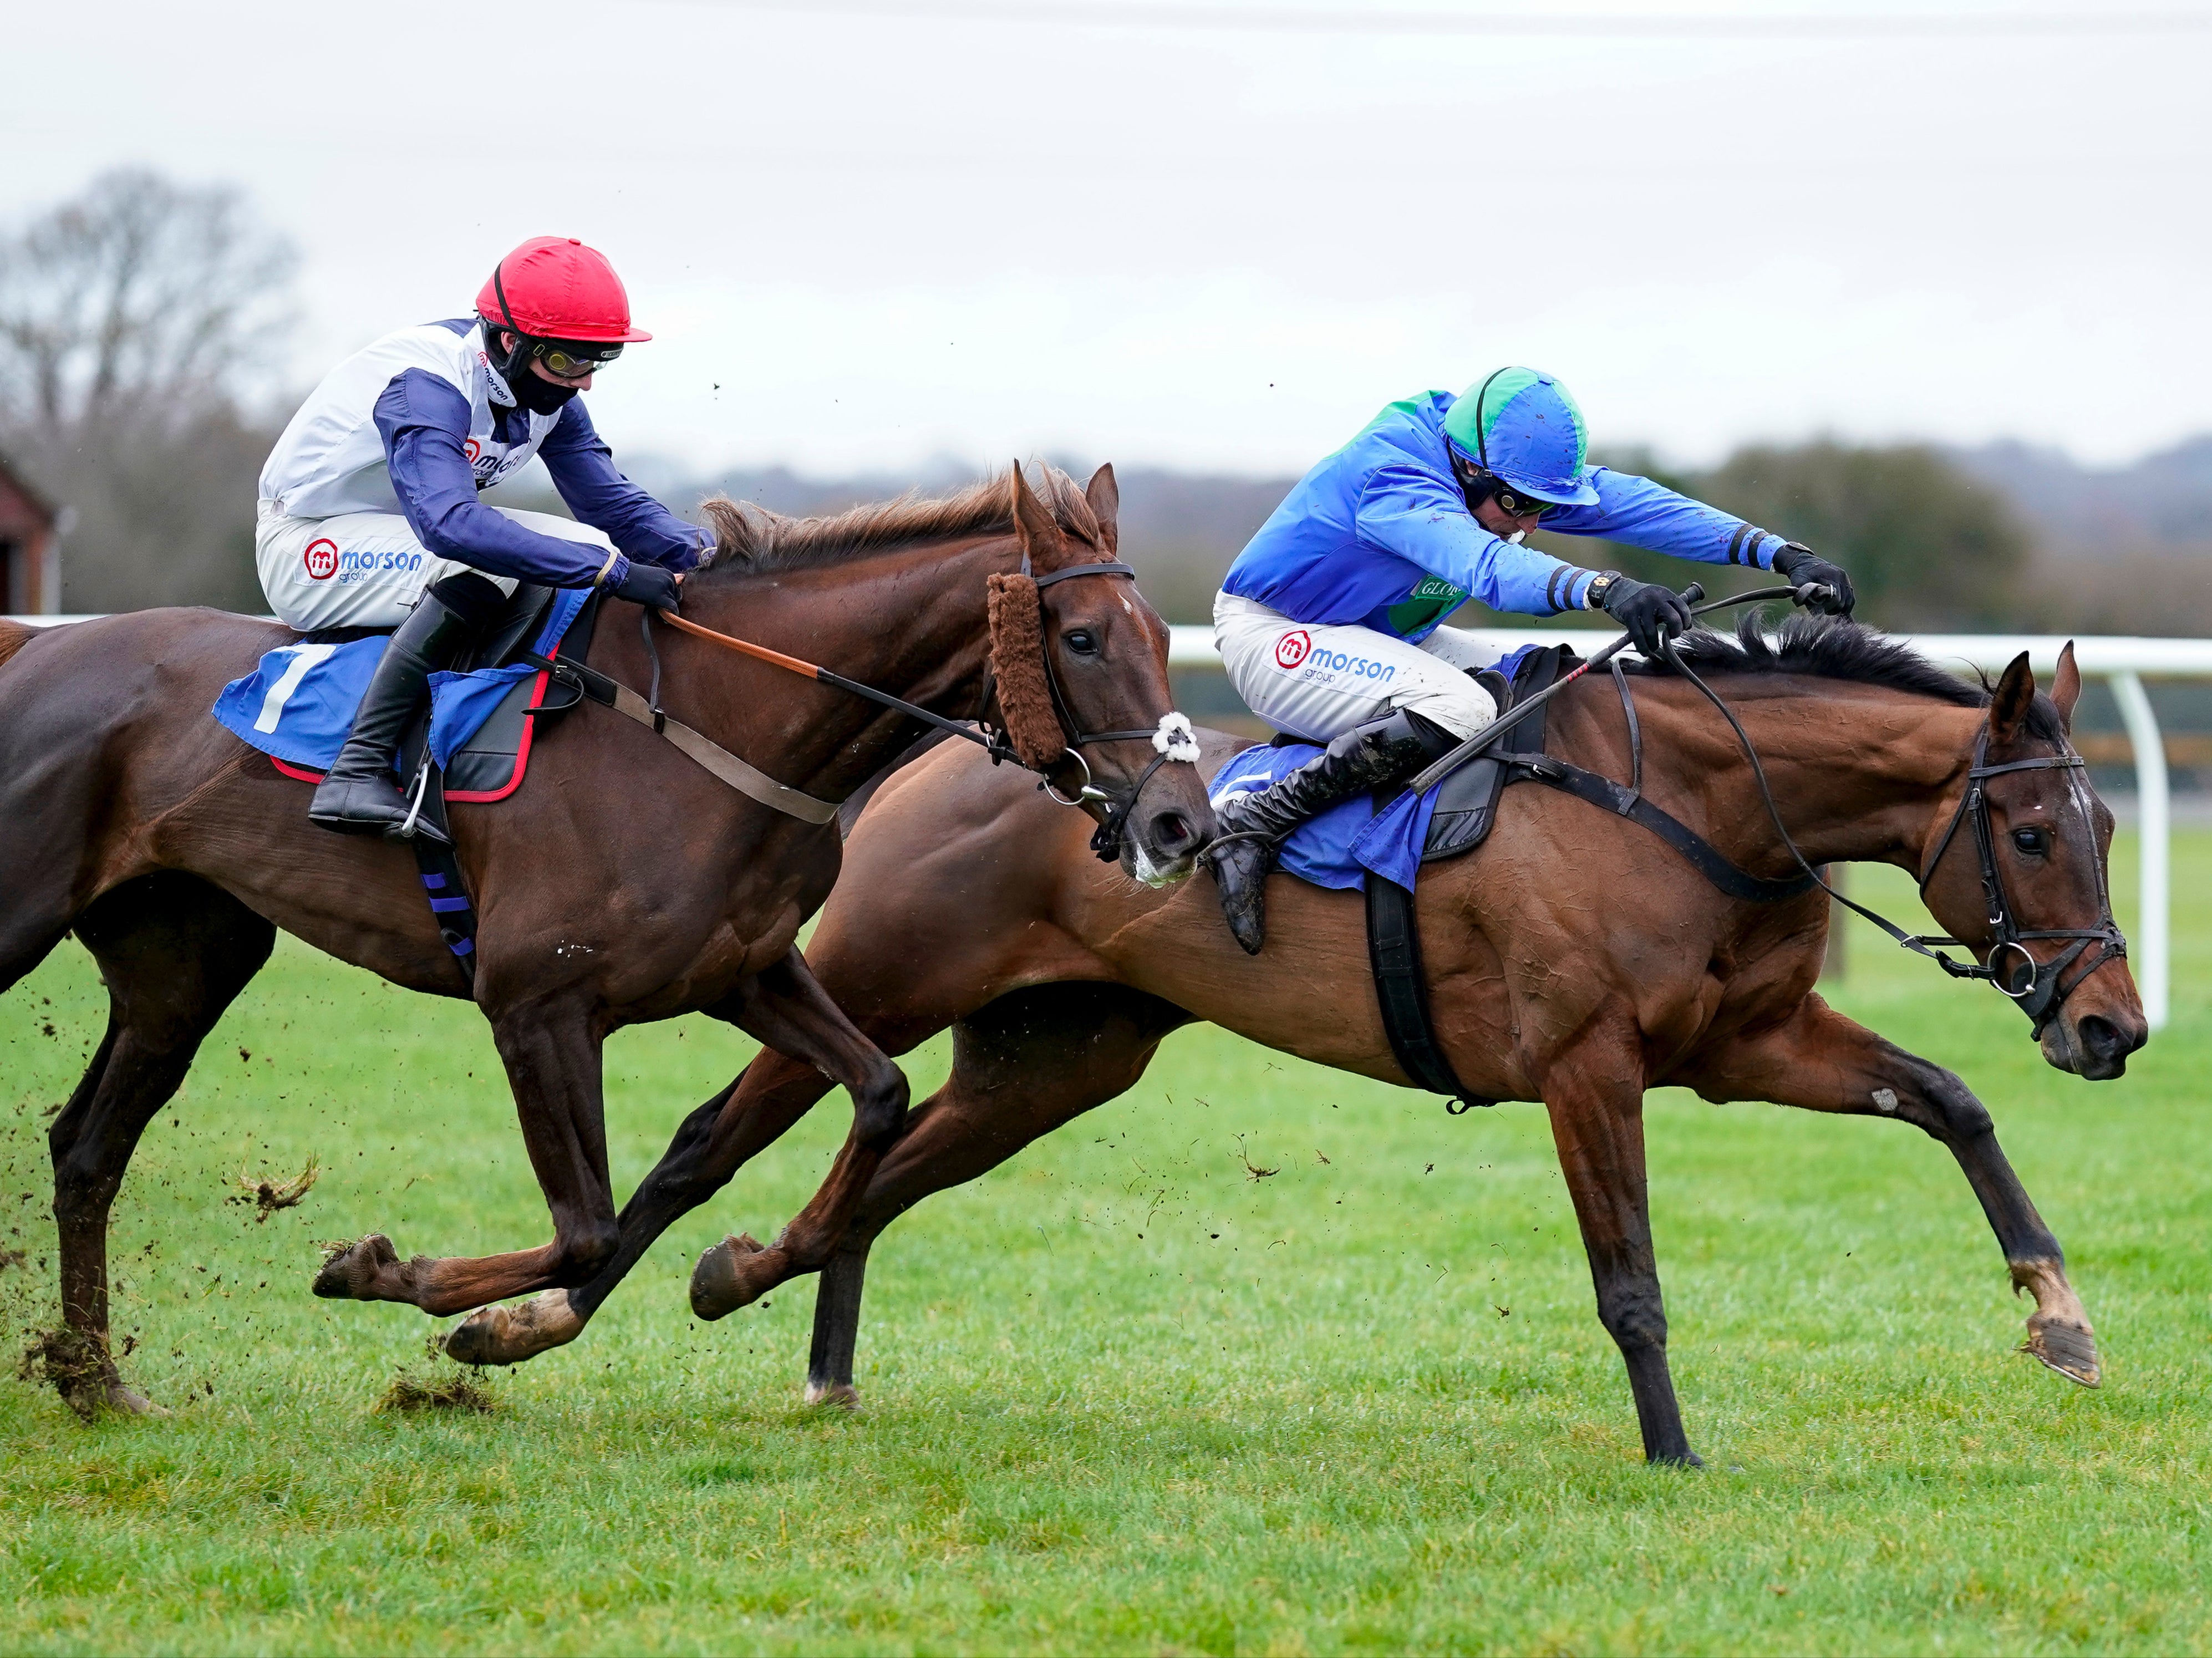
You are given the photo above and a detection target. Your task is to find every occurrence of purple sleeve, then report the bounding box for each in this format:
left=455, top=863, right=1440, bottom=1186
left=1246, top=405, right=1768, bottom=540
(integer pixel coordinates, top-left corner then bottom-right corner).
left=537, top=399, right=711, bottom=570
left=373, top=369, right=630, bottom=589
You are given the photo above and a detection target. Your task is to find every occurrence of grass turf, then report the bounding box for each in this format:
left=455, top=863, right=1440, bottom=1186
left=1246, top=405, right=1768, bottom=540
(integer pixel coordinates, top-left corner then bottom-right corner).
left=2, top=833, right=2208, bottom=1656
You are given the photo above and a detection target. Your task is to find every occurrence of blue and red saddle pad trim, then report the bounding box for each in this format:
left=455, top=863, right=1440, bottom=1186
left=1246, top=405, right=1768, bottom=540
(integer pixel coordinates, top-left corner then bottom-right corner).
left=210, top=587, right=594, bottom=980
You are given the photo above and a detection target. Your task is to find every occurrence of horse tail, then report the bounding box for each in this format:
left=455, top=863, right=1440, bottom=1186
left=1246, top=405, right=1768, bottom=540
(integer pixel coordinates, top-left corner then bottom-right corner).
left=0, top=618, right=35, bottom=672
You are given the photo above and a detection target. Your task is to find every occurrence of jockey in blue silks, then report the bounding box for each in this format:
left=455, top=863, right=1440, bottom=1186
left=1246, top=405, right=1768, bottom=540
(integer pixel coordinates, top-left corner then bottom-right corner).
left=1205, top=367, right=1855, bottom=953
left=257, top=236, right=708, bottom=843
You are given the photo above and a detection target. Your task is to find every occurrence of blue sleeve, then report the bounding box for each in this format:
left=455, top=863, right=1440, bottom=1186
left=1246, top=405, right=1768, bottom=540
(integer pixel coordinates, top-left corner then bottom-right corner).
left=1356, top=466, right=1595, bottom=616
left=537, top=400, right=712, bottom=570
left=374, top=370, right=630, bottom=589
left=1542, top=467, right=1782, bottom=571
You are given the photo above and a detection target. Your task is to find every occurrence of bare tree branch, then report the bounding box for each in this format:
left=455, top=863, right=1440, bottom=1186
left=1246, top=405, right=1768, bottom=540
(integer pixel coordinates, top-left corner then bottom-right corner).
left=0, top=167, right=297, bottom=431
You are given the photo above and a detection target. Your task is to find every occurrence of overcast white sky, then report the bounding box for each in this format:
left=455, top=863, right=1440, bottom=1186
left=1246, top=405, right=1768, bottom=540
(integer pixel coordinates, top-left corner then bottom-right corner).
left=9, top=0, right=2210, bottom=476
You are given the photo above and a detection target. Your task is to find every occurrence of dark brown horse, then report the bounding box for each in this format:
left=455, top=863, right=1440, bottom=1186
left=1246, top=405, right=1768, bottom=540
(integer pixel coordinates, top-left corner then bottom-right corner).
left=0, top=462, right=1213, bottom=1416
left=497, top=618, right=2144, bottom=1466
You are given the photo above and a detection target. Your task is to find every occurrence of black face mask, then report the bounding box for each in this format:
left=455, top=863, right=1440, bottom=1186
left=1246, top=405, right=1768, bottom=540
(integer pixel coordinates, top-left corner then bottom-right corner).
left=482, top=321, right=580, bottom=416
left=508, top=365, right=578, bottom=417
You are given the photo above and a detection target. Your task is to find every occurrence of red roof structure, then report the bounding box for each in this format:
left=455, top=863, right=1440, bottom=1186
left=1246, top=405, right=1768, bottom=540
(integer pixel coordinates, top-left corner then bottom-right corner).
left=0, top=451, right=59, bottom=614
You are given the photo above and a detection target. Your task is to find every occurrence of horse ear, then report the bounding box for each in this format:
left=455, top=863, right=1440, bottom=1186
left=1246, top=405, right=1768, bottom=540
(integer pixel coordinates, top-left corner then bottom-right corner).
left=1990, top=650, right=2037, bottom=744
left=2051, top=640, right=2081, bottom=733
left=1085, top=462, right=1120, bottom=555
left=1009, top=462, right=1065, bottom=566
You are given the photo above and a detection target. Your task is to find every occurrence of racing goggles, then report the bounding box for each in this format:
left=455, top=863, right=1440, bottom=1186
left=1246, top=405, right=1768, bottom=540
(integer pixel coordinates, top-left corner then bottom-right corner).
left=533, top=339, right=624, bottom=379
left=1465, top=469, right=1556, bottom=520
left=1488, top=482, right=1557, bottom=520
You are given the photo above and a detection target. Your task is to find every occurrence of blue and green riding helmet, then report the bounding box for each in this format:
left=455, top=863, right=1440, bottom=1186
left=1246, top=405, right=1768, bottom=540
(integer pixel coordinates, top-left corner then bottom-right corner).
left=1441, top=367, right=1602, bottom=508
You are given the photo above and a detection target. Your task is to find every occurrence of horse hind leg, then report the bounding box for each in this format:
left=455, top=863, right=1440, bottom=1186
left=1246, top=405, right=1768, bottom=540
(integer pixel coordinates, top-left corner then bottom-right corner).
left=44, top=875, right=274, bottom=1418
left=790, top=983, right=1193, bottom=1407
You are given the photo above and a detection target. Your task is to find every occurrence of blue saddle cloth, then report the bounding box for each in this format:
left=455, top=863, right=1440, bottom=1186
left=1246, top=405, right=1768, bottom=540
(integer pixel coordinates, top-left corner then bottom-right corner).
left=212, top=587, right=590, bottom=773
left=1207, top=643, right=1542, bottom=893
left=1210, top=744, right=1437, bottom=893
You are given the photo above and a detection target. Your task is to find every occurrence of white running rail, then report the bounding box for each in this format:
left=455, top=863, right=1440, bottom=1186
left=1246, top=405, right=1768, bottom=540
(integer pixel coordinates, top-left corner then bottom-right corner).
left=8, top=613, right=2200, bottom=1028
left=1168, top=623, right=2212, bottom=1030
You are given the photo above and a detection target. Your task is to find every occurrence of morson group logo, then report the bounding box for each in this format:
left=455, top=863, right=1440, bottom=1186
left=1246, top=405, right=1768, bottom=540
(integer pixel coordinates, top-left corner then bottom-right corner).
left=302, top=538, right=340, bottom=581
left=1274, top=629, right=1313, bottom=670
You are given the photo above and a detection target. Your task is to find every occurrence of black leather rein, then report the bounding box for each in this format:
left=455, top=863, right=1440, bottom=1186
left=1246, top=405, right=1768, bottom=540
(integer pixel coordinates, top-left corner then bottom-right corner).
left=1655, top=634, right=2127, bottom=1036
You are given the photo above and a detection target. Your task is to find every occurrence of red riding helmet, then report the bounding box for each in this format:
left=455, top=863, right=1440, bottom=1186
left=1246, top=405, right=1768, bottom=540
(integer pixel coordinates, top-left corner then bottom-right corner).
left=475, top=236, right=652, bottom=344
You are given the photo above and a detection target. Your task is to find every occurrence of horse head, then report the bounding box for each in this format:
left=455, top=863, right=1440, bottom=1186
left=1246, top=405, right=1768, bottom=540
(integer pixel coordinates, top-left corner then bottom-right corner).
left=989, top=462, right=1214, bottom=886
left=1918, top=642, right=2147, bottom=1080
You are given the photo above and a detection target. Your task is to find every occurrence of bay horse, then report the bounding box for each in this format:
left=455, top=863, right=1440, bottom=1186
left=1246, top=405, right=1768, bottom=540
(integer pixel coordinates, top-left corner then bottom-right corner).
left=491, top=617, right=2143, bottom=1466
left=0, top=462, right=1213, bottom=1417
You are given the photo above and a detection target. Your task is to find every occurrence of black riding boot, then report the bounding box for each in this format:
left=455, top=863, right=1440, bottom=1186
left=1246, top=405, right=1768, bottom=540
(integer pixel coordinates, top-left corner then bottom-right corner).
left=1206, top=708, right=1459, bottom=955
left=308, top=588, right=480, bottom=843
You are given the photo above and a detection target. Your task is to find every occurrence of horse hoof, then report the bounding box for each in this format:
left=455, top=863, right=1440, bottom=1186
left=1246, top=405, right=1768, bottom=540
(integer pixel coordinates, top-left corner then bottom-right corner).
left=2024, top=1314, right=2101, bottom=1387
left=689, top=1233, right=766, bottom=1321
left=104, top=1381, right=168, bottom=1418
left=445, top=1291, right=583, bottom=1367
left=313, top=1233, right=399, bottom=1300
left=804, top=1380, right=861, bottom=1411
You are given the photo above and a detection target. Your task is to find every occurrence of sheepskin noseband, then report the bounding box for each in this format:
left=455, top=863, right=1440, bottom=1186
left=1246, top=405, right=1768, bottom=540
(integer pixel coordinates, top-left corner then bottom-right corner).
left=986, top=571, right=1067, bottom=769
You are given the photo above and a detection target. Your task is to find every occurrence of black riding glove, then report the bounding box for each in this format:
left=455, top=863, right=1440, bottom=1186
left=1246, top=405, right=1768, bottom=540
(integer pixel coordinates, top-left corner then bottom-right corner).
left=1590, top=572, right=1696, bottom=657
left=611, top=561, right=682, bottom=612
left=1771, top=542, right=1854, bottom=616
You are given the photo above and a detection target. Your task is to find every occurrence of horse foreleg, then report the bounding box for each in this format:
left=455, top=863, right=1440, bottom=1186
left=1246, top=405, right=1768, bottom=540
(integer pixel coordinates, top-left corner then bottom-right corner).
left=314, top=997, right=617, bottom=1318
left=1679, top=994, right=2096, bottom=1386
left=688, top=949, right=913, bottom=1320
left=445, top=1050, right=845, bottom=1365
left=1538, top=1023, right=1699, bottom=1466
left=795, top=983, right=1192, bottom=1404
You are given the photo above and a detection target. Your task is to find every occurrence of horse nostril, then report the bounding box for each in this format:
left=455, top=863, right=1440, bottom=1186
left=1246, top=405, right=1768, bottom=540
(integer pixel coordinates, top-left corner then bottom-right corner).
left=1151, top=810, right=1198, bottom=853
left=2077, top=1014, right=2143, bottom=1067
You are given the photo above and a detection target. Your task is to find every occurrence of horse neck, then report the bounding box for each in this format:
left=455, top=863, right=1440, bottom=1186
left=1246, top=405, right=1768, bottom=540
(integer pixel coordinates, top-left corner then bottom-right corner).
left=653, top=533, right=1017, bottom=799
left=1625, top=678, right=1982, bottom=874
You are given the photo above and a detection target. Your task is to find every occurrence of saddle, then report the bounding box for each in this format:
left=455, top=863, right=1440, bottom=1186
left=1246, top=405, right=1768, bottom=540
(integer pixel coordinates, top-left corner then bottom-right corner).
left=1365, top=644, right=1819, bottom=1112
left=286, top=584, right=602, bottom=985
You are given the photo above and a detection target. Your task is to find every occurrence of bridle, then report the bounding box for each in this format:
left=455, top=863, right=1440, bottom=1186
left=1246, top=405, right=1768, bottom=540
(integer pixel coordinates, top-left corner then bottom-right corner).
left=1906, top=730, right=2127, bottom=1034
left=642, top=550, right=1198, bottom=860
left=1658, top=632, right=2127, bottom=1037
left=979, top=552, right=1202, bottom=864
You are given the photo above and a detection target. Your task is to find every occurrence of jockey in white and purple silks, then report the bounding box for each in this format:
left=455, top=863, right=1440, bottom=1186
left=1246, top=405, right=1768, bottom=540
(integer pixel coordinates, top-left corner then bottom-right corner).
left=1206, top=368, right=1857, bottom=953
left=256, top=235, right=707, bottom=843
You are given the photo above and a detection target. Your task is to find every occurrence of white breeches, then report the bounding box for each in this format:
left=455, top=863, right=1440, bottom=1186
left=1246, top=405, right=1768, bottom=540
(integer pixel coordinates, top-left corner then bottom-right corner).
left=255, top=501, right=612, bottom=630
left=1212, top=591, right=1499, bottom=742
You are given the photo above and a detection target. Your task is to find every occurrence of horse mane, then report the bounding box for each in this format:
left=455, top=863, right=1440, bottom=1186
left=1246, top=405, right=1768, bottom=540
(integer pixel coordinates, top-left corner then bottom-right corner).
left=1644, top=612, right=2066, bottom=740
left=694, top=464, right=1103, bottom=577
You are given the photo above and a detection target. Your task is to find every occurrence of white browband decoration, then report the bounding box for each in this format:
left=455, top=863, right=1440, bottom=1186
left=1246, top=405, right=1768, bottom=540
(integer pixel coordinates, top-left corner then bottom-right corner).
left=1153, top=711, right=1201, bottom=762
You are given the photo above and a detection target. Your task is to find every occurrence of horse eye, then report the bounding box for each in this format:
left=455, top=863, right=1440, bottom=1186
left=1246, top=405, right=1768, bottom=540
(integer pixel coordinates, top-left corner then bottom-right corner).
left=2013, top=827, right=2049, bottom=856
left=1063, top=629, right=1099, bottom=655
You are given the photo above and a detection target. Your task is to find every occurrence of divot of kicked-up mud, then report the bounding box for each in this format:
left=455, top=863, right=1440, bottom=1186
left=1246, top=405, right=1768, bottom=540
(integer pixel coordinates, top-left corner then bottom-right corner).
left=228, top=1156, right=319, bottom=1222
left=17, top=1326, right=111, bottom=1421
left=374, top=1336, right=499, bottom=1416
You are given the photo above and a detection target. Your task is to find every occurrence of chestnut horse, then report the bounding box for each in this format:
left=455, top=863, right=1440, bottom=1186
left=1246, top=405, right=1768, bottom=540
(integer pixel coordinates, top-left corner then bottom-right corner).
left=499, top=618, right=2143, bottom=1466
left=0, top=462, right=1213, bottom=1416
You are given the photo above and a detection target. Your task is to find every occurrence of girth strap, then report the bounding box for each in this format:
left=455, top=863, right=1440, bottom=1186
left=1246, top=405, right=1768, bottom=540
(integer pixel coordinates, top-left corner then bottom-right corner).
left=523, top=650, right=841, bottom=826
left=1364, top=874, right=1493, bottom=1112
